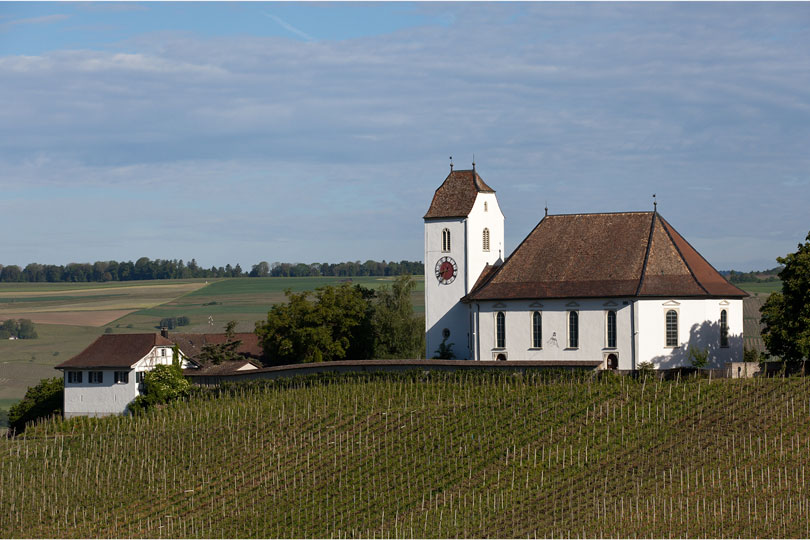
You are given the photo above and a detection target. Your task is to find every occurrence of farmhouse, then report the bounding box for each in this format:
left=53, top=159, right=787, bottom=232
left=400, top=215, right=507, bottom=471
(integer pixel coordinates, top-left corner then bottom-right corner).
left=424, top=166, right=747, bottom=369
left=55, top=331, right=260, bottom=418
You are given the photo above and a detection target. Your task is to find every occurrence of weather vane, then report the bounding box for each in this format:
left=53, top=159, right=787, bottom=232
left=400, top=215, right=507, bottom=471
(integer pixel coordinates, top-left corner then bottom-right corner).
left=653, top=193, right=657, bottom=211
left=449, top=156, right=453, bottom=171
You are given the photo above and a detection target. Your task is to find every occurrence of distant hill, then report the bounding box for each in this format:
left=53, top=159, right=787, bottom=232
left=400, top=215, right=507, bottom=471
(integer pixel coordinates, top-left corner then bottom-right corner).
left=719, top=266, right=783, bottom=284
left=2, top=371, right=808, bottom=538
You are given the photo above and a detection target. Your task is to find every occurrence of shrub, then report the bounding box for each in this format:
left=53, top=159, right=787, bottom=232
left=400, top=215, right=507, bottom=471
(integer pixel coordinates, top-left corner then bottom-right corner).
left=129, top=346, right=190, bottom=414
left=688, top=345, right=709, bottom=369
left=8, top=377, right=63, bottom=434
left=637, top=361, right=655, bottom=376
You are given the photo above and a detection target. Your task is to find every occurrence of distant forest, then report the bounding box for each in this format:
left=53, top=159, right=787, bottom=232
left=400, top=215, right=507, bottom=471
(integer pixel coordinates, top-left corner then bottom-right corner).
left=720, top=266, right=783, bottom=284
left=0, top=259, right=425, bottom=283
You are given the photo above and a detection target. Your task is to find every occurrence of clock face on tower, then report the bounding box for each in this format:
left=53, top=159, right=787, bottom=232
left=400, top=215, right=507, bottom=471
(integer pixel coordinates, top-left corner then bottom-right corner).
left=435, top=256, right=458, bottom=285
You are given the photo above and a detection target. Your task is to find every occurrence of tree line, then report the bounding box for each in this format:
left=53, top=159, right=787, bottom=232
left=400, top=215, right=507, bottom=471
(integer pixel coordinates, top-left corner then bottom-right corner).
left=721, top=266, right=783, bottom=284
left=0, top=258, right=424, bottom=283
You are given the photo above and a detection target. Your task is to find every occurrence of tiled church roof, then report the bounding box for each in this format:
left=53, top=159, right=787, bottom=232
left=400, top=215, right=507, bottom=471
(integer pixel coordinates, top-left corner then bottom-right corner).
left=424, top=169, right=495, bottom=219
left=465, top=211, right=746, bottom=301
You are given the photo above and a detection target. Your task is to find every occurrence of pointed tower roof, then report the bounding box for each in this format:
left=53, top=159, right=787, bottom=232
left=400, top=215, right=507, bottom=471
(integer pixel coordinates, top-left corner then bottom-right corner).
left=424, top=169, right=495, bottom=219
left=465, top=211, right=746, bottom=301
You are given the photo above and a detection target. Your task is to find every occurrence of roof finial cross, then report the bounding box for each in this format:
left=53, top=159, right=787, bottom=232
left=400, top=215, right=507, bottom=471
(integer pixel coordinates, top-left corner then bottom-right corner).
left=653, top=193, right=657, bottom=212
left=544, top=201, right=548, bottom=217
left=449, top=156, right=453, bottom=172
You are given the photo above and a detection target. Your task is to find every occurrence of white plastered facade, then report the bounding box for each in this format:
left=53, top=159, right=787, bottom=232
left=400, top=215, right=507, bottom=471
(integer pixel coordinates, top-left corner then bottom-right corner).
left=471, top=297, right=743, bottom=368
left=424, top=192, right=504, bottom=359
left=62, top=346, right=195, bottom=418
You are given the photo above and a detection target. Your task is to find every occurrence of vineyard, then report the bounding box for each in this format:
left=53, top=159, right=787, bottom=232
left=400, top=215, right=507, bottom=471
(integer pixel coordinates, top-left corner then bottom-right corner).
left=1, top=371, right=809, bottom=538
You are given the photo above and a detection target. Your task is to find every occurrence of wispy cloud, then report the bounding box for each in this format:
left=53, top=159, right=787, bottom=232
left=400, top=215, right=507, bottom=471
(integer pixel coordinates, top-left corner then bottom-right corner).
left=1, top=14, right=69, bottom=31
left=262, top=12, right=315, bottom=42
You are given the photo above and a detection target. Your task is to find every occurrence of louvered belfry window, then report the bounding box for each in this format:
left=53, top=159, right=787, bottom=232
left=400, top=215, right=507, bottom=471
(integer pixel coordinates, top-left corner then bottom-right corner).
left=666, top=310, right=678, bottom=347
left=442, top=228, right=451, bottom=252
left=720, top=309, right=729, bottom=348
left=483, top=228, right=490, bottom=252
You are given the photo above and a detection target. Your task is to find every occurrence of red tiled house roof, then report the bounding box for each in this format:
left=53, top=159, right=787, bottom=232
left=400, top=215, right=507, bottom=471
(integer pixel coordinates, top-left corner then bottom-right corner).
left=424, top=169, right=495, bottom=219
left=55, top=334, right=175, bottom=369
left=170, top=333, right=263, bottom=361
left=465, top=211, right=746, bottom=301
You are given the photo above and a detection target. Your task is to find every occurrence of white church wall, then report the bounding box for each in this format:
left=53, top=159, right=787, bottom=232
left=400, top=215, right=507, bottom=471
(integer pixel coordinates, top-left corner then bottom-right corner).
left=637, top=298, right=744, bottom=369
left=474, top=299, right=634, bottom=366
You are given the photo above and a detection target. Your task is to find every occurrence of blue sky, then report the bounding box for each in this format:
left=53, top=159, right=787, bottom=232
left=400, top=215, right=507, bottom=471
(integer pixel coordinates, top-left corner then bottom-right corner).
left=1, top=2, right=808, bottom=271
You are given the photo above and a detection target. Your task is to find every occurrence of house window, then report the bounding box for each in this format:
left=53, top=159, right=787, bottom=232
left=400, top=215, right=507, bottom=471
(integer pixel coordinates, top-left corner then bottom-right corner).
left=114, top=371, right=129, bottom=384
left=665, top=310, right=678, bottom=347
left=532, top=312, right=542, bottom=348
left=483, top=228, right=490, bottom=252
left=496, top=312, right=506, bottom=348
left=67, top=371, right=82, bottom=384
left=720, top=309, right=729, bottom=348
left=89, top=371, right=103, bottom=384
left=161, top=348, right=166, bottom=356
left=442, top=228, right=451, bottom=252
left=606, top=310, right=617, bottom=348
left=568, top=311, right=579, bottom=349
left=136, top=372, right=145, bottom=384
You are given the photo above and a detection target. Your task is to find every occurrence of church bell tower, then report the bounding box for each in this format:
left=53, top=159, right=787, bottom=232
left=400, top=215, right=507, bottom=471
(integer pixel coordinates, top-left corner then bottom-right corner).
left=423, top=163, right=505, bottom=359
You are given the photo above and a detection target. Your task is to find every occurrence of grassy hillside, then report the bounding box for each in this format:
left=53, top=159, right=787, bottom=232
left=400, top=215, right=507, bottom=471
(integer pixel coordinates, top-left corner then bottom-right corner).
left=2, top=372, right=809, bottom=538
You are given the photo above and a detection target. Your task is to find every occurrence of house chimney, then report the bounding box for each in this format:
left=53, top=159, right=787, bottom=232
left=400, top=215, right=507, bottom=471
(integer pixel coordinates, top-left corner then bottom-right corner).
left=160, top=327, right=169, bottom=338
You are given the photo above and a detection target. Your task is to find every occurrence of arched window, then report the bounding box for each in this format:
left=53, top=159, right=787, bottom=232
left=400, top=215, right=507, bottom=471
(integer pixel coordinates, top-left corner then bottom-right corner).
left=606, top=310, right=617, bottom=348
left=532, top=311, right=542, bottom=348
left=568, top=311, right=579, bottom=348
left=666, top=310, right=678, bottom=347
left=720, top=309, right=728, bottom=348
left=442, top=228, right=451, bottom=252
left=496, top=312, right=506, bottom=348
left=483, top=228, right=490, bottom=252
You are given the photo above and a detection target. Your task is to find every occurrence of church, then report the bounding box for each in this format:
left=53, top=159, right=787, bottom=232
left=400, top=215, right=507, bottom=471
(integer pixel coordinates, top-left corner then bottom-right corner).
left=423, top=165, right=746, bottom=370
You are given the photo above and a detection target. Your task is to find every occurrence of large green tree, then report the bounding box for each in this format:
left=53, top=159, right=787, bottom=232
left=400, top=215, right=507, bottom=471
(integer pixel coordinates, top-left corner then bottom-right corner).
left=761, top=232, right=810, bottom=361
left=256, top=283, right=370, bottom=364
left=8, top=377, right=63, bottom=434
left=256, top=277, right=425, bottom=364
left=370, top=275, right=425, bottom=359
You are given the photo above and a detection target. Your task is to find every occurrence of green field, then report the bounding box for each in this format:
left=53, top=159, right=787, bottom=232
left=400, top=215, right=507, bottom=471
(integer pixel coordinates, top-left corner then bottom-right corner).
left=0, top=277, right=425, bottom=403
left=1, top=372, right=808, bottom=538
left=735, top=280, right=782, bottom=295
